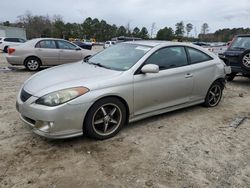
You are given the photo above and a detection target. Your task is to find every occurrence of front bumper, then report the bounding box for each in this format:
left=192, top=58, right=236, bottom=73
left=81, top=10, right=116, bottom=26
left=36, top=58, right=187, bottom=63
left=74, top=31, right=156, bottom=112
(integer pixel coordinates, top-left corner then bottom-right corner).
left=16, top=90, right=93, bottom=139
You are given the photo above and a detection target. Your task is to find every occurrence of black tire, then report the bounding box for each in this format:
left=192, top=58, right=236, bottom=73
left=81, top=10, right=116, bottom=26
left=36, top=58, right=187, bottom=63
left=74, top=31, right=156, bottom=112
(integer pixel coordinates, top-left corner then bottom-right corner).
left=204, top=81, right=223, bottom=107
left=24, top=57, right=41, bottom=71
left=3, top=46, right=8, bottom=53
left=240, top=50, right=250, bottom=71
left=226, top=73, right=236, bottom=81
left=84, top=97, right=127, bottom=140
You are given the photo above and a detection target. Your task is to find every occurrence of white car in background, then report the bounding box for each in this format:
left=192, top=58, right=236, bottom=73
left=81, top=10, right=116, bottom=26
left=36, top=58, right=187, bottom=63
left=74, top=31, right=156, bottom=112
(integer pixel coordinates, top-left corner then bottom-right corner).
left=104, top=41, right=116, bottom=49
left=0, top=37, right=26, bottom=53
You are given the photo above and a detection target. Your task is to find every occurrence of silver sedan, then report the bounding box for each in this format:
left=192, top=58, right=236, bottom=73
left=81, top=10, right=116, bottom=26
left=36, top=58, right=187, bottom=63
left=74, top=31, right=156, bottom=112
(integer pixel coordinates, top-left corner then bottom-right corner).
left=6, top=38, right=95, bottom=71
left=16, top=41, right=231, bottom=139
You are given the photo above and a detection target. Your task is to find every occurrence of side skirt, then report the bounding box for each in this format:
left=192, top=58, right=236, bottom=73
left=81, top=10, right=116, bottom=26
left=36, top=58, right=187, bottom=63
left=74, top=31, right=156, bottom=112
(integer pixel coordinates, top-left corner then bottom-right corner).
left=129, top=100, right=204, bottom=123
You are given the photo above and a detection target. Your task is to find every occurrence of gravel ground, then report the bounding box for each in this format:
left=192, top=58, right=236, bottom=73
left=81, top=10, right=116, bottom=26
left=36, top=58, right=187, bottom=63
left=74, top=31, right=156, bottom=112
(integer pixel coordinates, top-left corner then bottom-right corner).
left=0, top=49, right=249, bottom=188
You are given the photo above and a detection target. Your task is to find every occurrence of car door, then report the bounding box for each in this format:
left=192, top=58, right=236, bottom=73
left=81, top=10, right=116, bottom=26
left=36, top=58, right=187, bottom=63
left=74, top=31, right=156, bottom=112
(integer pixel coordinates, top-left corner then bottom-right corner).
left=186, top=47, right=217, bottom=101
left=133, top=46, right=194, bottom=115
left=56, top=40, right=83, bottom=64
left=35, top=40, right=60, bottom=65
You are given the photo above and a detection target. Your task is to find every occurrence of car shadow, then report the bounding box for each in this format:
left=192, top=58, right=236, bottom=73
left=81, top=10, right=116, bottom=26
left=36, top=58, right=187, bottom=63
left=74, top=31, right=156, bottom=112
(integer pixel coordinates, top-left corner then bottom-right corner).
left=230, top=76, right=250, bottom=87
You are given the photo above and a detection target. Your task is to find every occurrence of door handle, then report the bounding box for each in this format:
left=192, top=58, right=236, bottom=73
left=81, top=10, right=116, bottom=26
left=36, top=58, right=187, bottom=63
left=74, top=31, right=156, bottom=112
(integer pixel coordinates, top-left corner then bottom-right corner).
left=185, top=73, right=193, bottom=78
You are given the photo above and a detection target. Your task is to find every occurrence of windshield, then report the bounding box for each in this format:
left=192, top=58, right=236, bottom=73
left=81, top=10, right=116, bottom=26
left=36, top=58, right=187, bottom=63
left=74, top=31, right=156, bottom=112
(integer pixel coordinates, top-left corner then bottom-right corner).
left=88, top=43, right=152, bottom=71
left=230, top=37, right=250, bottom=50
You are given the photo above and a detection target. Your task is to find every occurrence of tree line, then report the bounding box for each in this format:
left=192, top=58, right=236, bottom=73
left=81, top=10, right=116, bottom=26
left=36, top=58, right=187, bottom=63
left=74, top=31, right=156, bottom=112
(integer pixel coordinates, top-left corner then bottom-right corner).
left=1, top=12, right=250, bottom=42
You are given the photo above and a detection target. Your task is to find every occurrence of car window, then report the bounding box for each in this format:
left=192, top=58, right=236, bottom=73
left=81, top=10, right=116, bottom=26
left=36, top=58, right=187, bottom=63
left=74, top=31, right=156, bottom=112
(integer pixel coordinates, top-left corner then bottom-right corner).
left=145, top=46, right=188, bottom=70
left=187, top=47, right=212, bottom=64
left=35, top=40, right=57, bottom=49
left=230, top=37, right=250, bottom=49
left=4, top=38, right=12, bottom=42
left=18, top=38, right=26, bottom=43
left=57, top=40, right=77, bottom=50
left=89, top=43, right=151, bottom=71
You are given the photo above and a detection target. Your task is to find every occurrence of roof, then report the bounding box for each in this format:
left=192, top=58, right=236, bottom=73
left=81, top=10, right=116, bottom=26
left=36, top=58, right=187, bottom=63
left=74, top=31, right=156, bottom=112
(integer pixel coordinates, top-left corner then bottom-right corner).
left=125, top=40, right=189, bottom=47
left=235, top=34, right=250, bottom=37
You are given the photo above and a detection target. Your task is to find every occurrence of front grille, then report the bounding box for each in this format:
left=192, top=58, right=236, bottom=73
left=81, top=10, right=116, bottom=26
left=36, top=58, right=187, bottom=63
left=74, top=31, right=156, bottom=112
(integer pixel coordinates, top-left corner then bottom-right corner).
left=20, top=89, right=32, bottom=102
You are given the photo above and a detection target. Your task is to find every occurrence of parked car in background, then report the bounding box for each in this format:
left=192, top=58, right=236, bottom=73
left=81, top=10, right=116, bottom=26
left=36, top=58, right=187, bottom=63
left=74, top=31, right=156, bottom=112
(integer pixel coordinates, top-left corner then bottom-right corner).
left=16, top=41, right=230, bottom=140
left=219, top=34, right=250, bottom=81
left=6, top=38, right=95, bottom=71
left=0, top=37, right=26, bottom=53
left=104, top=41, right=116, bottom=48
left=72, top=41, right=92, bottom=50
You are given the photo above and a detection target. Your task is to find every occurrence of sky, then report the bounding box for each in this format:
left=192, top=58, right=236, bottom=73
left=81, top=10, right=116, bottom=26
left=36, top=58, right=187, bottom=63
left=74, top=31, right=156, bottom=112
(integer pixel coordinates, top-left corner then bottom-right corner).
left=1, top=0, right=250, bottom=36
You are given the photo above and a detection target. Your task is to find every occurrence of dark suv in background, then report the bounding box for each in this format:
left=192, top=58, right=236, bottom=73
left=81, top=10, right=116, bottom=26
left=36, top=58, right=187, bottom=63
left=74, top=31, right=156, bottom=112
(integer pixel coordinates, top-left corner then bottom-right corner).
left=220, top=34, right=250, bottom=81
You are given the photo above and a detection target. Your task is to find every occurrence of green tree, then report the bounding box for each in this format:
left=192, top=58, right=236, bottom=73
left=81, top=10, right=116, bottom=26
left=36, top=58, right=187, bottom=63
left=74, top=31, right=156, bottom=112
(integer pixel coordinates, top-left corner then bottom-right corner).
left=3, top=21, right=10, bottom=26
left=201, top=23, right=209, bottom=34
left=139, top=27, right=149, bottom=39
left=117, top=26, right=127, bottom=36
left=132, top=27, right=140, bottom=37
left=175, top=21, right=185, bottom=38
left=186, top=23, right=193, bottom=37
left=156, top=27, right=174, bottom=40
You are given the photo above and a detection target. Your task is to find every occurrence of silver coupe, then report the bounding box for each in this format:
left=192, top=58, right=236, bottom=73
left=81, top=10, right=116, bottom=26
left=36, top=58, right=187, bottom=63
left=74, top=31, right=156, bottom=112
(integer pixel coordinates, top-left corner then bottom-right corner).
left=16, top=41, right=231, bottom=139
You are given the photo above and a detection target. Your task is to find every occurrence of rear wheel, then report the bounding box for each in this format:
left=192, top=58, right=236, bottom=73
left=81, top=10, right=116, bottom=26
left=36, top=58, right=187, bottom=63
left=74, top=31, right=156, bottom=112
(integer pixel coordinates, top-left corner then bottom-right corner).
left=204, top=81, right=223, bottom=107
left=84, top=97, right=126, bottom=140
left=24, top=57, right=41, bottom=71
left=3, top=46, right=8, bottom=53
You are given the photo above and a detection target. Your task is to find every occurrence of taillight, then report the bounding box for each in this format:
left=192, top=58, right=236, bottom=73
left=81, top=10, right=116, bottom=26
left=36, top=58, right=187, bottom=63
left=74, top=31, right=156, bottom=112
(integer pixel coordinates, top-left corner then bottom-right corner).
left=8, top=48, right=15, bottom=54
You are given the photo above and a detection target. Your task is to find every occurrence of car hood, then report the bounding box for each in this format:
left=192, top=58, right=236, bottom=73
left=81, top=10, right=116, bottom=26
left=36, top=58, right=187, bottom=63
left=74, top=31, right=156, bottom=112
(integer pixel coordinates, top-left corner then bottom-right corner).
left=23, top=61, right=123, bottom=96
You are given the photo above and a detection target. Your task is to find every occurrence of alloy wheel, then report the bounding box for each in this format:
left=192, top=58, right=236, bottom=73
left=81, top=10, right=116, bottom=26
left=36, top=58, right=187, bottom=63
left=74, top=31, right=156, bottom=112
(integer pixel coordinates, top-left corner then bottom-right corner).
left=27, top=59, right=39, bottom=70
left=242, top=53, right=250, bottom=68
left=207, top=85, right=222, bottom=107
left=92, top=103, right=122, bottom=136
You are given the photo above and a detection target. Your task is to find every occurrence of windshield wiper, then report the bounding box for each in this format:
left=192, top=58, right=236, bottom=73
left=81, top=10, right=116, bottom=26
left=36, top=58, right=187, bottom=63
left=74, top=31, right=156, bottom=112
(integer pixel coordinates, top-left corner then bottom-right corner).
left=89, top=62, right=111, bottom=69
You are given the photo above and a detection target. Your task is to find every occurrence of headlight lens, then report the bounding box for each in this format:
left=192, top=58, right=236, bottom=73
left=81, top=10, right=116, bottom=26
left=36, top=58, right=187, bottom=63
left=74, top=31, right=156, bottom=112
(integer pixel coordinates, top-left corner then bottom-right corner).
left=36, top=87, right=89, bottom=106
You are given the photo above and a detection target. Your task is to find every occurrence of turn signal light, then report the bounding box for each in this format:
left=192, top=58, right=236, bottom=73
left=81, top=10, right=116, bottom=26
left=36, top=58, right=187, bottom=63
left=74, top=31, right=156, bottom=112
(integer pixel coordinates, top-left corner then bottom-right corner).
left=8, top=48, right=15, bottom=55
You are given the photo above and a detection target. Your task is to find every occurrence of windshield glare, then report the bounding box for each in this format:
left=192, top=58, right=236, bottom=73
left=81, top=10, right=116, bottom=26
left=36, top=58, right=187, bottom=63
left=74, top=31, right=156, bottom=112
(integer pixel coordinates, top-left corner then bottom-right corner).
left=230, top=37, right=250, bottom=49
left=89, top=43, right=152, bottom=71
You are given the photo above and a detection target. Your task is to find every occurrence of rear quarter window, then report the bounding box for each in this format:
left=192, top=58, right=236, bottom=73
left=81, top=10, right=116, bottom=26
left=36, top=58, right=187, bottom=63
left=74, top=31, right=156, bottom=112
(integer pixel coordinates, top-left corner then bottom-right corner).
left=187, top=47, right=213, bottom=64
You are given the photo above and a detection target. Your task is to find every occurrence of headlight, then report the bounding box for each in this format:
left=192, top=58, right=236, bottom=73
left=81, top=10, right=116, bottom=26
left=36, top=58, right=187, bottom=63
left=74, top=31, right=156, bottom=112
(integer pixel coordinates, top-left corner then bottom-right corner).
left=36, top=87, right=89, bottom=106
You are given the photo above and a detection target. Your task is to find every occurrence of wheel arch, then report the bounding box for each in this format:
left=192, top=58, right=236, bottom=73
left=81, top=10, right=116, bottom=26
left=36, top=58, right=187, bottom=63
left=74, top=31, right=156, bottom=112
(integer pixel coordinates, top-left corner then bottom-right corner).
left=23, top=56, right=42, bottom=66
left=213, top=77, right=226, bottom=89
left=83, top=95, right=130, bottom=127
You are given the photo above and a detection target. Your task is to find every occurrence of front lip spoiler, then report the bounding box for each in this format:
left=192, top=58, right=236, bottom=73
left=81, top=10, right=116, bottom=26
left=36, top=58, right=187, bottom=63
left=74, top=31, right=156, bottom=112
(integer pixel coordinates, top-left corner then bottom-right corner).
left=20, top=115, right=83, bottom=139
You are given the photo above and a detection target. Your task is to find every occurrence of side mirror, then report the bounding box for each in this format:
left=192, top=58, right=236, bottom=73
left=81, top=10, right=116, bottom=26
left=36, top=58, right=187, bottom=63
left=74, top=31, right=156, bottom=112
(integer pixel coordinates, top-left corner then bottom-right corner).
left=75, top=47, right=81, bottom=51
left=141, top=64, right=159, bottom=74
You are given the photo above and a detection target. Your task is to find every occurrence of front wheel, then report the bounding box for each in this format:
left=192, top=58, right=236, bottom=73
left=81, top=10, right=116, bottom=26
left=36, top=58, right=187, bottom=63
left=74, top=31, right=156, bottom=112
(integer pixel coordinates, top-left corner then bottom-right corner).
left=84, top=97, right=127, bottom=140
left=204, top=81, right=223, bottom=107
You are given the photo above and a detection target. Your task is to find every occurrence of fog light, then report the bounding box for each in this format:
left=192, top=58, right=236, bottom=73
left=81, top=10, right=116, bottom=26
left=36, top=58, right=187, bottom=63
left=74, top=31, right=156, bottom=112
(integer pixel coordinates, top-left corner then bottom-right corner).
left=35, top=121, right=54, bottom=132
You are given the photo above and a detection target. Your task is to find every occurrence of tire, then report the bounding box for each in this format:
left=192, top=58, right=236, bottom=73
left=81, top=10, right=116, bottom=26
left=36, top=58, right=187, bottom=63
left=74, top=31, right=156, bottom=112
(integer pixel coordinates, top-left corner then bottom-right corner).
left=24, top=57, right=41, bottom=71
left=226, top=73, right=236, bottom=81
left=3, top=46, right=8, bottom=53
left=84, top=97, right=127, bottom=140
left=240, top=50, right=250, bottom=71
left=204, top=81, right=223, bottom=107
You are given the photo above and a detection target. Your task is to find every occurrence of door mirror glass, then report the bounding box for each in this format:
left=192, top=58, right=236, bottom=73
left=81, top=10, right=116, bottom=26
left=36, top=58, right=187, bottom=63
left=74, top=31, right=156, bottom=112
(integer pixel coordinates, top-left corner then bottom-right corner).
left=75, top=47, right=81, bottom=51
left=141, top=64, right=159, bottom=74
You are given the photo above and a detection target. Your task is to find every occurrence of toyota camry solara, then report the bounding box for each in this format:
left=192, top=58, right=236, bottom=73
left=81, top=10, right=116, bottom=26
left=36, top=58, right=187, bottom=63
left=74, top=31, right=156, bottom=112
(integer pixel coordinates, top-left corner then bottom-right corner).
left=16, top=41, right=231, bottom=140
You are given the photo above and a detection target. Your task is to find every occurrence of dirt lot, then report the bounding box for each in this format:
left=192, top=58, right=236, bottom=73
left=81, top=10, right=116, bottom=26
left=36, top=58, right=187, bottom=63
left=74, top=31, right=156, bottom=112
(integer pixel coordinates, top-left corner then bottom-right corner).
left=0, top=49, right=249, bottom=188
